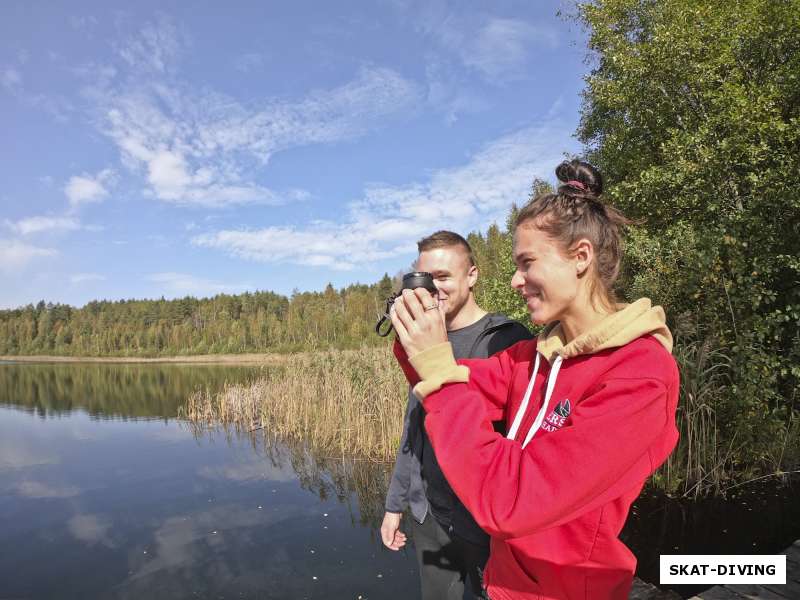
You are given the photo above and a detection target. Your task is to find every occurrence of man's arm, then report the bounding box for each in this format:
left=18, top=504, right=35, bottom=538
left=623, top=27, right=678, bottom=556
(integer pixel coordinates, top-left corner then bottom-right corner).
left=385, top=388, right=415, bottom=513
left=381, top=388, right=416, bottom=550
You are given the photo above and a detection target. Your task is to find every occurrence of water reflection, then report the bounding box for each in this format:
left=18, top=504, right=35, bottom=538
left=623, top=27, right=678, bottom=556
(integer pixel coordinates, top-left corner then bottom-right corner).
left=0, top=363, right=417, bottom=600
left=0, top=362, right=262, bottom=419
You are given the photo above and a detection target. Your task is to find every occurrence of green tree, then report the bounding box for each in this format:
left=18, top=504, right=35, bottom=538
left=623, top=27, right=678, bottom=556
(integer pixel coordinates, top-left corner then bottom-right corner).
left=576, top=0, right=800, bottom=490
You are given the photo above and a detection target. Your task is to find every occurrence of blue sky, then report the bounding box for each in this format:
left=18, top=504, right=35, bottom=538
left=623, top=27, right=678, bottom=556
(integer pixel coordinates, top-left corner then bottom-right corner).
left=1, top=1, right=589, bottom=309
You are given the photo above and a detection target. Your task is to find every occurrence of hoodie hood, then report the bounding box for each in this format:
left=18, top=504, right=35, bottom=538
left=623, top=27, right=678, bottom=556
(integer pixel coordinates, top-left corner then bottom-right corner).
left=536, top=298, right=673, bottom=364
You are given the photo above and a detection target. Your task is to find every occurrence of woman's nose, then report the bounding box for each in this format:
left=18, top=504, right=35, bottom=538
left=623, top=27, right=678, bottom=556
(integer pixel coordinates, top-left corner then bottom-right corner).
left=511, top=268, right=524, bottom=290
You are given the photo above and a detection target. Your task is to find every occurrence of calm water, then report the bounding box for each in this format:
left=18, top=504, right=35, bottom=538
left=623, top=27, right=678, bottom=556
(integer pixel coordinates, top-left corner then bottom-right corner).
left=0, top=362, right=415, bottom=600
left=1, top=362, right=797, bottom=600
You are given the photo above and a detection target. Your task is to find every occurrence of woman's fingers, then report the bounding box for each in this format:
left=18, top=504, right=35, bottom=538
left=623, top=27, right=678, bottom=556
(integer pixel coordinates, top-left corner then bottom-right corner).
left=389, top=302, right=410, bottom=346
left=392, top=294, right=416, bottom=333
left=401, top=288, right=427, bottom=320
left=412, top=287, right=434, bottom=305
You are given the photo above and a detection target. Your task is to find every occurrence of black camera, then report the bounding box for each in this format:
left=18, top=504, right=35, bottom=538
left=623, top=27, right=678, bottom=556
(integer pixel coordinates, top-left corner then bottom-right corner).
left=375, top=271, right=438, bottom=337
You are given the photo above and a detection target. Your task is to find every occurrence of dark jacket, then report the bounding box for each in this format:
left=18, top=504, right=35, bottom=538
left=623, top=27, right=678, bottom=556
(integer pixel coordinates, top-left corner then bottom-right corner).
left=384, top=312, right=531, bottom=545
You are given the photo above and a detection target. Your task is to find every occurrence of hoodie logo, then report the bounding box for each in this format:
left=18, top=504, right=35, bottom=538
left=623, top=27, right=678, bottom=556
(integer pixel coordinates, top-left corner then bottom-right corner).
left=541, top=399, right=571, bottom=433
left=554, top=399, right=571, bottom=418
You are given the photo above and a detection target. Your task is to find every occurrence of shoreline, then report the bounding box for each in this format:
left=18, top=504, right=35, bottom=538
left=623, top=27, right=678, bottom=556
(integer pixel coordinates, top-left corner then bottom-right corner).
left=0, top=353, right=288, bottom=365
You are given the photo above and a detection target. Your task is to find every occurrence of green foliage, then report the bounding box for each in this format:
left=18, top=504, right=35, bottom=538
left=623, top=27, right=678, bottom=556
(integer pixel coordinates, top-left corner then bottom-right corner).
left=0, top=283, right=396, bottom=357
left=577, top=0, right=800, bottom=491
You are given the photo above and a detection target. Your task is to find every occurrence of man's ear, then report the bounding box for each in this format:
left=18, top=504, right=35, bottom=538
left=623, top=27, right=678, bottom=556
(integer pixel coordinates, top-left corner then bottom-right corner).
left=467, top=264, right=478, bottom=289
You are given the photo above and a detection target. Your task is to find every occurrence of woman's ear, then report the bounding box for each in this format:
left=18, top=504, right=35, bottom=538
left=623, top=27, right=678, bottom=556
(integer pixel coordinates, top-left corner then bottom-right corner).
left=572, top=238, right=594, bottom=277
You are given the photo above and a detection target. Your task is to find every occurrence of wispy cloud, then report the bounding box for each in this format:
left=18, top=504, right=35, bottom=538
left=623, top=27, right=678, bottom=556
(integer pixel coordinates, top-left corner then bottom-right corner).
left=457, top=17, right=557, bottom=80
left=5, top=216, right=81, bottom=235
left=0, top=65, right=74, bottom=121
left=147, top=272, right=252, bottom=297
left=193, top=122, right=573, bottom=269
left=82, top=17, right=422, bottom=208
left=64, top=169, right=116, bottom=208
left=404, top=5, right=557, bottom=82
left=115, top=14, right=185, bottom=74
left=70, top=273, right=106, bottom=284
left=0, top=239, right=57, bottom=273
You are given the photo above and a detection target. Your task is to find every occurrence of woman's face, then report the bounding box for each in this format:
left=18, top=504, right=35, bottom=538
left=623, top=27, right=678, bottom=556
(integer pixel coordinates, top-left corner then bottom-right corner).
left=511, top=223, right=581, bottom=325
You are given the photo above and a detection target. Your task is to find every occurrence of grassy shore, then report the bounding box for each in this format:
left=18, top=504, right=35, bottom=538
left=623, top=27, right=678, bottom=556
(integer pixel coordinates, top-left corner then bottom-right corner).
left=180, top=346, right=407, bottom=462
left=0, top=353, right=287, bottom=365
left=178, top=342, right=798, bottom=497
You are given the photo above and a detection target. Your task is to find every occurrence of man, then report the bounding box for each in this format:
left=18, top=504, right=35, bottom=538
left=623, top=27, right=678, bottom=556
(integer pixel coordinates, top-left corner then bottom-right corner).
left=381, top=230, right=531, bottom=600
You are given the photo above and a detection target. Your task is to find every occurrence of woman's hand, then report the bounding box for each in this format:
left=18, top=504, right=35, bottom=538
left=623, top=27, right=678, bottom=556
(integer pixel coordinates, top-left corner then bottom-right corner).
left=389, top=287, right=447, bottom=356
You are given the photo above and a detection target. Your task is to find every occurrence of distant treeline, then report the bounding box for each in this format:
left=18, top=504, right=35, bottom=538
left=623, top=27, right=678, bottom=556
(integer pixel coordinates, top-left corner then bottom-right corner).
left=0, top=218, right=530, bottom=357
left=0, top=282, right=392, bottom=356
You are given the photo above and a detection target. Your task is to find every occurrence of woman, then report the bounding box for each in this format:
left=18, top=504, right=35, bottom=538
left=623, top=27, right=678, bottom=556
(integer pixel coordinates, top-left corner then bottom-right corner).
left=389, top=160, right=679, bottom=600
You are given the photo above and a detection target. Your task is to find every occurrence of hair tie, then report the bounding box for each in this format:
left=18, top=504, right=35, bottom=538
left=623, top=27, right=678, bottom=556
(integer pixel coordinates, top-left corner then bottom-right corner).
left=566, top=180, right=586, bottom=191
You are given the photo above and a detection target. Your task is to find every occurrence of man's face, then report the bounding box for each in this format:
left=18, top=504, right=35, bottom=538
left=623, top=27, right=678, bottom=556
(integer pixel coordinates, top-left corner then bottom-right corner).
left=416, top=246, right=477, bottom=321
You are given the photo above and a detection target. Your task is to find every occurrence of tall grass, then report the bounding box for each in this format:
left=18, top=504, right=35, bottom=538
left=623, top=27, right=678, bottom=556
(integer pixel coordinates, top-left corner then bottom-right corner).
left=180, top=346, right=407, bottom=462
left=181, top=341, right=798, bottom=499
left=656, top=337, right=733, bottom=498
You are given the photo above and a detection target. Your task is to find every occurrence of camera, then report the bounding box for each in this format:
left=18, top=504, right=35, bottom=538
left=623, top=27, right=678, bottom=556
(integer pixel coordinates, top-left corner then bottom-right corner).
left=375, top=272, right=438, bottom=336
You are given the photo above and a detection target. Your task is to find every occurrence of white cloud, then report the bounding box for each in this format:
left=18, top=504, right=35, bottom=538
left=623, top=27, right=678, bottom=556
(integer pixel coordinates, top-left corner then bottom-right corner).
left=193, top=122, right=573, bottom=269
left=64, top=169, right=115, bottom=208
left=84, top=17, right=421, bottom=208
left=5, top=216, right=81, bottom=235
left=147, top=272, right=252, bottom=297
left=70, top=273, right=106, bottom=284
left=0, top=239, right=57, bottom=273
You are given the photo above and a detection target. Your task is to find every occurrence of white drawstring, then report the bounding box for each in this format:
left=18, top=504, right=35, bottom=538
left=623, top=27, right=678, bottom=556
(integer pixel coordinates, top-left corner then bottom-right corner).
left=506, top=354, right=564, bottom=449
left=506, top=353, right=540, bottom=442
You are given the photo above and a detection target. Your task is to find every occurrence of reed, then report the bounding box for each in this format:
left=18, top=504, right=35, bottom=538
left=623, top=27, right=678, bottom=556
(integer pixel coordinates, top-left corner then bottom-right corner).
left=657, top=336, right=735, bottom=498
left=181, top=340, right=796, bottom=499
left=180, top=345, right=408, bottom=462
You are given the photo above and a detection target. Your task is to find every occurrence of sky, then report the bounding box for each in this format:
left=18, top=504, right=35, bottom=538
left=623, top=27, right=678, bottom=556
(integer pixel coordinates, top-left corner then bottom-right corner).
left=0, top=0, right=590, bottom=309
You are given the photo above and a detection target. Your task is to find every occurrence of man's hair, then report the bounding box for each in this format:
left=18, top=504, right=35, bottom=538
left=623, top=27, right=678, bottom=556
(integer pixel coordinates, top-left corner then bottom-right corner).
left=417, top=230, right=475, bottom=267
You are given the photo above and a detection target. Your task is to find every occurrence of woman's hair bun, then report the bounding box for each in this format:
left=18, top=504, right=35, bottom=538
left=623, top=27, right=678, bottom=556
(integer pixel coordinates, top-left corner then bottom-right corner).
left=555, top=159, right=603, bottom=198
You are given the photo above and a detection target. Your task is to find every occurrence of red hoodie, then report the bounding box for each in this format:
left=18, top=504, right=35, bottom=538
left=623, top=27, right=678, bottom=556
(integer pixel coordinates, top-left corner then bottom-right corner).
left=393, top=299, right=680, bottom=600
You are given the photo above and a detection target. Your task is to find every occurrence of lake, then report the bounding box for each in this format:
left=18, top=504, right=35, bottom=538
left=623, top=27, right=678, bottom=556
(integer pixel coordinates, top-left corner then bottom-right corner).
left=0, top=362, right=415, bottom=600
left=1, top=362, right=797, bottom=600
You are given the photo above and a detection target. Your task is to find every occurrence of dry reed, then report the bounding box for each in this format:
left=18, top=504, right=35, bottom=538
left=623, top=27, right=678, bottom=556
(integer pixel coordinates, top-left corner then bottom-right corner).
left=180, top=345, right=408, bottom=462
